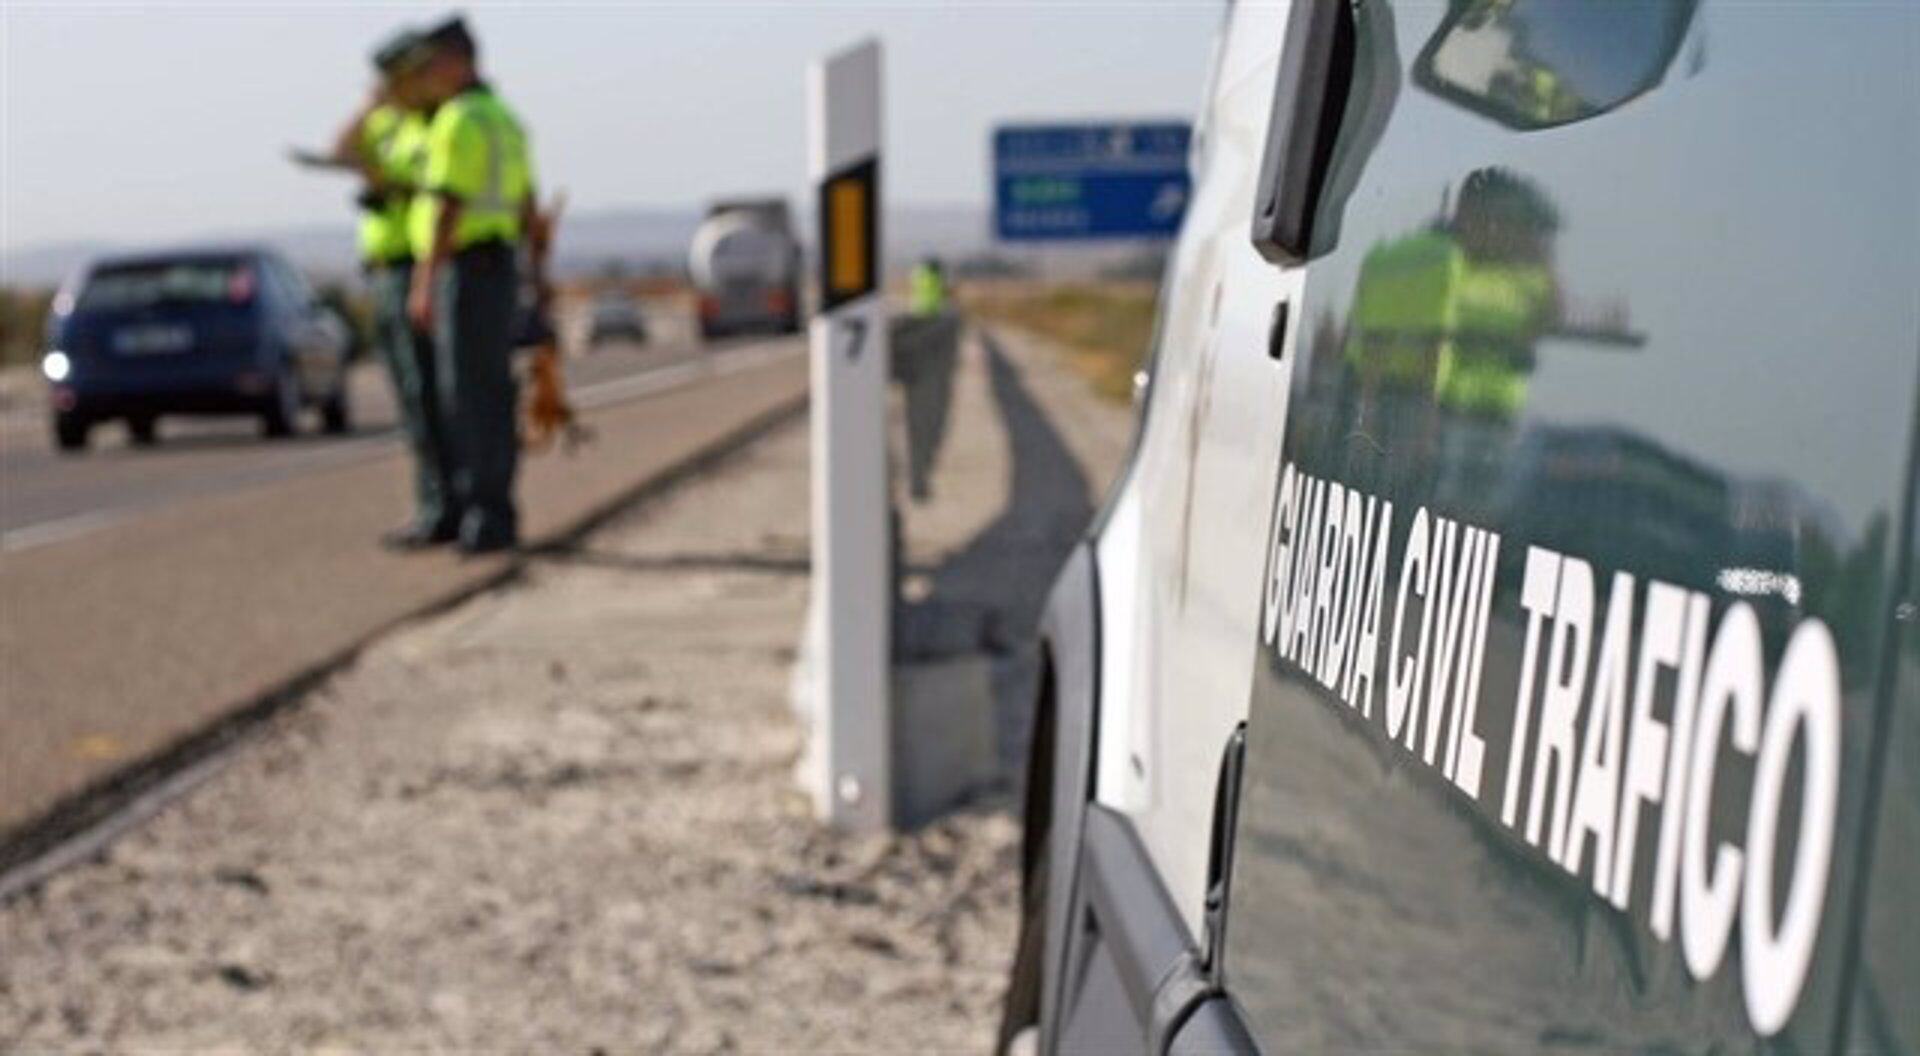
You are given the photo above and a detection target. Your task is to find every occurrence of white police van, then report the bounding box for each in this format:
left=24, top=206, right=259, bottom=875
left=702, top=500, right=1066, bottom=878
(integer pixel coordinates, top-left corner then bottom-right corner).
left=998, top=2, right=1920, bottom=1052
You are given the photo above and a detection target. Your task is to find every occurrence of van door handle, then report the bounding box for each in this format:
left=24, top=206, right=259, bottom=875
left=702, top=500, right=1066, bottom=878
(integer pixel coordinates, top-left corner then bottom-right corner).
left=1146, top=723, right=1251, bottom=1054
left=1267, top=301, right=1291, bottom=362
left=1201, top=723, right=1247, bottom=985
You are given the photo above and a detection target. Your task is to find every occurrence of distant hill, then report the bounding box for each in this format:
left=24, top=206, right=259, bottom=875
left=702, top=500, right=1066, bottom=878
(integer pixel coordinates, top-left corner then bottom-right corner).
left=2, top=240, right=119, bottom=290
left=2, top=203, right=1006, bottom=290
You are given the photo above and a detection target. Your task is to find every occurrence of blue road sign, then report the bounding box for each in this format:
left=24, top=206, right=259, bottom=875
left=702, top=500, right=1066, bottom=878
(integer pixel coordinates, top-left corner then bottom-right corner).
left=993, top=122, right=1191, bottom=241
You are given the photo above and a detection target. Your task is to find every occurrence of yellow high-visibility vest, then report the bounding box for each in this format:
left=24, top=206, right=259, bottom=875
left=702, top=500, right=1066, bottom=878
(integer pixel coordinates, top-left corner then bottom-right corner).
left=1343, top=229, right=1551, bottom=419
left=411, top=85, right=534, bottom=256
left=357, top=105, right=426, bottom=264
left=909, top=263, right=946, bottom=316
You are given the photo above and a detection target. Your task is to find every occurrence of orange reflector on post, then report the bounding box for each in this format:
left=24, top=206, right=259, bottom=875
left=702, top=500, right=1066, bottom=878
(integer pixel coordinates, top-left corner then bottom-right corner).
left=829, top=180, right=866, bottom=292
left=817, top=157, right=878, bottom=311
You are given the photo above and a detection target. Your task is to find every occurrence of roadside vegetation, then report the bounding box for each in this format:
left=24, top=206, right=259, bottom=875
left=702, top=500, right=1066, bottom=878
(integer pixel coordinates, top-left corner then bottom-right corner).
left=961, top=280, right=1158, bottom=403
left=0, top=287, right=55, bottom=369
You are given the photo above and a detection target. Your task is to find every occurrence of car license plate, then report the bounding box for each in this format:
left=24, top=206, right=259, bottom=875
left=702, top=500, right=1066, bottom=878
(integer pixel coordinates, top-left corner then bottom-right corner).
left=113, top=324, right=193, bottom=356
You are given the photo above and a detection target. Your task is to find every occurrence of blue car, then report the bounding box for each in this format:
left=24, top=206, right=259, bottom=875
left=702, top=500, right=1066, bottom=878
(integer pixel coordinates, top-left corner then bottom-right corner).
left=42, top=246, right=352, bottom=452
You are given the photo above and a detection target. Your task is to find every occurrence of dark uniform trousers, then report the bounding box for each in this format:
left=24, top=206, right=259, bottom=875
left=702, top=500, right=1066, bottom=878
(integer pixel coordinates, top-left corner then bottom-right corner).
left=433, top=242, right=520, bottom=548
left=369, top=259, right=457, bottom=535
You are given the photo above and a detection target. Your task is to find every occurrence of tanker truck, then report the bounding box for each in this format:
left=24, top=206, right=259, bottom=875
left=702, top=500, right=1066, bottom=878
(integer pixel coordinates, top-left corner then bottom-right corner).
left=688, top=198, right=803, bottom=340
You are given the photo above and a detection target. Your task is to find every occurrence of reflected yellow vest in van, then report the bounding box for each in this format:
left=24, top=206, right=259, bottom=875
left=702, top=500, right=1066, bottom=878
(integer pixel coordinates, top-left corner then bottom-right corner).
left=1344, top=230, right=1551, bottom=419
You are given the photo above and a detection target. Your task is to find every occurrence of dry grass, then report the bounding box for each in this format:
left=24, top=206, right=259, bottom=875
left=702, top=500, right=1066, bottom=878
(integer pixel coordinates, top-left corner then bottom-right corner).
left=960, top=281, right=1157, bottom=404
left=0, top=287, right=56, bottom=369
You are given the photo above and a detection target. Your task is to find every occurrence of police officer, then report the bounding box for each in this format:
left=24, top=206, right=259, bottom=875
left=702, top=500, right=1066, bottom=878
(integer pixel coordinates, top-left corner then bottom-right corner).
left=1341, top=166, right=1559, bottom=506
left=898, top=255, right=957, bottom=501
left=337, top=29, right=461, bottom=550
left=908, top=255, right=948, bottom=317
left=405, top=16, right=545, bottom=554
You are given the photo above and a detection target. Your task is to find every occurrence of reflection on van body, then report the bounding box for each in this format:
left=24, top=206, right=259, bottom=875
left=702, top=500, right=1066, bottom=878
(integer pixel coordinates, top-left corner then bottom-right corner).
left=1226, top=1, right=1917, bottom=1051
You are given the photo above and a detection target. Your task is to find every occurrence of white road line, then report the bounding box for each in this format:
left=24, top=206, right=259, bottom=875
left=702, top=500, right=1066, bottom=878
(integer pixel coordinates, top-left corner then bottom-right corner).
left=0, top=510, right=134, bottom=553
left=0, top=339, right=803, bottom=556
left=573, top=338, right=799, bottom=410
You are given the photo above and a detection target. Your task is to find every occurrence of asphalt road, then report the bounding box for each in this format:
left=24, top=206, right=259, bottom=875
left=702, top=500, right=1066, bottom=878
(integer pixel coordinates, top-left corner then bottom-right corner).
left=0, top=324, right=807, bottom=844
left=1, top=312, right=709, bottom=547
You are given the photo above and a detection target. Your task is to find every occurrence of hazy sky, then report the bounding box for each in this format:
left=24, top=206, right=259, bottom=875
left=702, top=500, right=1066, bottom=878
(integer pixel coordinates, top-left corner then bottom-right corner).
left=0, top=2, right=1221, bottom=256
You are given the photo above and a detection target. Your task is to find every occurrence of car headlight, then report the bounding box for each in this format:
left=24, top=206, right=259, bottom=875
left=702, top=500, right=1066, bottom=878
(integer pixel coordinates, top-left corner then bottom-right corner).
left=42, top=350, right=72, bottom=383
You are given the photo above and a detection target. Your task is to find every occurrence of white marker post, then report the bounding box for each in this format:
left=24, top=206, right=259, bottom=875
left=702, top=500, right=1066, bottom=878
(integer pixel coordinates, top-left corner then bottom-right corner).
left=806, top=39, right=891, bottom=831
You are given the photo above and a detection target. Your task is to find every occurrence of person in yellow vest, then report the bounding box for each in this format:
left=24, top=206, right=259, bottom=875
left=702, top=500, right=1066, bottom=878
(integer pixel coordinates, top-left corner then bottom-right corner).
left=405, top=16, right=546, bottom=554
left=333, top=29, right=460, bottom=550
left=908, top=256, right=948, bottom=317
left=898, top=256, right=958, bottom=501
left=1342, top=167, right=1560, bottom=501
left=1433, top=171, right=1558, bottom=417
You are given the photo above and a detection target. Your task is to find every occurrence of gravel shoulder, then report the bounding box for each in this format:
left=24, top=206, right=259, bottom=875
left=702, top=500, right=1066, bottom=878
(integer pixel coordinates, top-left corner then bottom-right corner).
left=0, top=324, right=1132, bottom=1053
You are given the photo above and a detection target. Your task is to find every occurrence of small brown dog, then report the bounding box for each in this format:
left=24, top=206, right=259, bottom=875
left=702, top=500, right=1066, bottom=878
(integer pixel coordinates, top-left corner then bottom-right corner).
left=523, top=341, right=590, bottom=452
left=518, top=194, right=592, bottom=453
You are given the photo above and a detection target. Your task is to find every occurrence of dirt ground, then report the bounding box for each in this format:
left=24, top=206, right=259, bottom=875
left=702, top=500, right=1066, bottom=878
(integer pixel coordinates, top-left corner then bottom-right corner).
left=0, top=322, right=1135, bottom=1054
left=0, top=419, right=1020, bottom=1054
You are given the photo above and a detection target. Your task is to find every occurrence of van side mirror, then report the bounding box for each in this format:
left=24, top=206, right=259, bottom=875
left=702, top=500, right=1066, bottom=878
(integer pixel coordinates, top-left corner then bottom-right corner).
left=1412, top=0, right=1697, bottom=132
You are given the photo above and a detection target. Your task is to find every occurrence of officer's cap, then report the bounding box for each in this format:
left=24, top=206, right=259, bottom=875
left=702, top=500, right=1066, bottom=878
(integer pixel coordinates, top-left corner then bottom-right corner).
left=371, top=27, right=431, bottom=75
left=420, top=15, right=477, bottom=59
